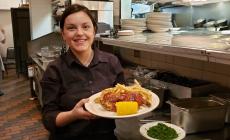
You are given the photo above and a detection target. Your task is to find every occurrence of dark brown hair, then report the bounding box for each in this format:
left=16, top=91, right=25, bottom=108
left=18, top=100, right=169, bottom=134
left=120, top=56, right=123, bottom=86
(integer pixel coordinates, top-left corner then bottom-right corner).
left=60, top=4, right=97, bottom=33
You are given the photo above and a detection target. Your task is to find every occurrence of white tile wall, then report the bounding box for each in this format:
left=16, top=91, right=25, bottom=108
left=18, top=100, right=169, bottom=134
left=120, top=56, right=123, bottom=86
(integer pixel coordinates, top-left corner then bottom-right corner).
left=119, top=48, right=230, bottom=88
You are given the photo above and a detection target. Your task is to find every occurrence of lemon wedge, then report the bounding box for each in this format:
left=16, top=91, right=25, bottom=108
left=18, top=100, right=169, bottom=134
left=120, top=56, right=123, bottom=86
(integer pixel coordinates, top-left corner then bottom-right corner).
left=115, top=101, right=138, bottom=115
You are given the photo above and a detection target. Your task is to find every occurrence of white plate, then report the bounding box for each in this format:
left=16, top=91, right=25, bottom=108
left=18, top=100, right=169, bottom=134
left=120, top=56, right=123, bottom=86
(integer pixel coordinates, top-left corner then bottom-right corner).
left=148, top=27, right=170, bottom=33
left=85, top=91, right=160, bottom=119
left=140, top=121, right=186, bottom=140
left=170, top=28, right=181, bottom=31
left=121, top=25, right=147, bottom=30
left=147, top=20, right=172, bottom=27
left=118, top=30, right=135, bottom=36
left=121, top=19, right=146, bottom=27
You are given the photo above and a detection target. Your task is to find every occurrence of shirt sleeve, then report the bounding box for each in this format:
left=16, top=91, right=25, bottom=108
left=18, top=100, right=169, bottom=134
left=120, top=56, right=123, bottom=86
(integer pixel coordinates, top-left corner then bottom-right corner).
left=40, top=63, right=62, bottom=133
left=112, top=56, right=125, bottom=85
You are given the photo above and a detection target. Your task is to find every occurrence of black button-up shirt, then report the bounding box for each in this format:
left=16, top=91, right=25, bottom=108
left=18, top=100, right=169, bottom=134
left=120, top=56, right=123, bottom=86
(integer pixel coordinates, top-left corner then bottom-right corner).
left=41, top=47, right=124, bottom=139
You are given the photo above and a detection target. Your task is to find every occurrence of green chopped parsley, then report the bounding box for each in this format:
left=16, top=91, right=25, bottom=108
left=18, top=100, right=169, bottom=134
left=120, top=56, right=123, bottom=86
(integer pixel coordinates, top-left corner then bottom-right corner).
left=147, top=123, right=178, bottom=140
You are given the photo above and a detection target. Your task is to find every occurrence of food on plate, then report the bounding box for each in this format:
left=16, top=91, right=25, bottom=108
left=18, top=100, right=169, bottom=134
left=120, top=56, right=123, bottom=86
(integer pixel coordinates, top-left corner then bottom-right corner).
left=115, top=101, right=138, bottom=115
left=94, top=80, right=152, bottom=112
left=147, top=123, right=178, bottom=140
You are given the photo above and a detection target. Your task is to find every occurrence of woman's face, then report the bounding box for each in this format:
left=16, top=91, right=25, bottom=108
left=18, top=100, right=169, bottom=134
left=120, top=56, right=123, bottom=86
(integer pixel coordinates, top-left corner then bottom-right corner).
left=62, top=11, right=95, bottom=54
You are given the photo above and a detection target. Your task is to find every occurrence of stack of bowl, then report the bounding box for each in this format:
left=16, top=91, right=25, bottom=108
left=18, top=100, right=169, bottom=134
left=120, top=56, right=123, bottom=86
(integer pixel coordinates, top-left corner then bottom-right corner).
left=120, top=18, right=147, bottom=33
left=204, top=20, right=216, bottom=31
left=146, top=12, right=173, bottom=33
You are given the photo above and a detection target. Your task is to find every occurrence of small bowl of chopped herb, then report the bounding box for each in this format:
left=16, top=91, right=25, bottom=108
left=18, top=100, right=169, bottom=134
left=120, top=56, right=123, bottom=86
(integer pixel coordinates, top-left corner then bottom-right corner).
left=139, top=121, right=185, bottom=140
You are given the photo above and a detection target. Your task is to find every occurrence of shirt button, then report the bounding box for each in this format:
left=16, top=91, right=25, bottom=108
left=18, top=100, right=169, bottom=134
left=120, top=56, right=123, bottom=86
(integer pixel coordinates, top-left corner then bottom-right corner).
left=91, top=90, right=94, bottom=93
left=89, top=81, right=93, bottom=84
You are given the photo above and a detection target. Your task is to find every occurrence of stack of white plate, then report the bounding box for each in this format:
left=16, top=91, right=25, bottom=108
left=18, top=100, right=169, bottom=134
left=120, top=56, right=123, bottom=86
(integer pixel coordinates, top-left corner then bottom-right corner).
left=121, top=18, right=147, bottom=33
left=117, top=30, right=135, bottom=36
left=146, top=12, right=173, bottom=33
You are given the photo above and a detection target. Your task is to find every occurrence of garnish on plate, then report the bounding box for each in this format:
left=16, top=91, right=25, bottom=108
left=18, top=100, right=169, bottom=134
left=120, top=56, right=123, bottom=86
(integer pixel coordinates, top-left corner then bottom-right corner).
left=147, top=123, right=178, bottom=140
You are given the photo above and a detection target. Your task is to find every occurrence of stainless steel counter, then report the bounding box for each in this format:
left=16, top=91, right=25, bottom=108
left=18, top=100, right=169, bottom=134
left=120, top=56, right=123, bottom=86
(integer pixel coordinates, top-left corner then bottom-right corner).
left=100, top=30, right=230, bottom=65
left=30, top=53, right=230, bottom=139
left=184, top=125, right=230, bottom=140
left=31, top=56, right=54, bottom=71
left=30, top=56, right=54, bottom=106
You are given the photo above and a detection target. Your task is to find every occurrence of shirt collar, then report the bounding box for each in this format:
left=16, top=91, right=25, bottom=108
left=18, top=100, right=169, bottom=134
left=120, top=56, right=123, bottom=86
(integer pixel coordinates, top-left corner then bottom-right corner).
left=64, top=46, right=109, bottom=67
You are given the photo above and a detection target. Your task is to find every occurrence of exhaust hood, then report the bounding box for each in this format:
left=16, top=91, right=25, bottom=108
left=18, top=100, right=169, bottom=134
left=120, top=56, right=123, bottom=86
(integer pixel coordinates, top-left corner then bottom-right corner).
left=172, top=0, right=230, bottom=6
left=132, top=0, right=230, bottom=6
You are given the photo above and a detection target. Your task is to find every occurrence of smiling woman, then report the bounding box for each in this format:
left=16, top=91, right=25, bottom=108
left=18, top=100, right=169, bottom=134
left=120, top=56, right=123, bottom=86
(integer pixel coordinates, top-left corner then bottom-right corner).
left=61, top=11, right=95, bottom=66
left=41, top=4, right=125, bottom=140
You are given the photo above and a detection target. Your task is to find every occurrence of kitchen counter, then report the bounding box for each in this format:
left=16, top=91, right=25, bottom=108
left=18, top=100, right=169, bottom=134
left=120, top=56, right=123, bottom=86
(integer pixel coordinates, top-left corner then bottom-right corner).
left=31, top=56, right=45, bottom=71
left=29, top=45, right=230, bottom=139
left=100, top=30, right=230, bottom=64
left=30, top=56, right=55, bottom=106
left=28, top=30, right=230, bottom=138
left=31, top=55, right=55, bottom=71
left=184, top=125, right=230, bottom=140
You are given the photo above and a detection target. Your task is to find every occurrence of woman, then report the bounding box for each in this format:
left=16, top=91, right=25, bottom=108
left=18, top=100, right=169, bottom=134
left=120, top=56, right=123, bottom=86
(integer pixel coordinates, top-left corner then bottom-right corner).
left=41, top=4, right=124, bottom=140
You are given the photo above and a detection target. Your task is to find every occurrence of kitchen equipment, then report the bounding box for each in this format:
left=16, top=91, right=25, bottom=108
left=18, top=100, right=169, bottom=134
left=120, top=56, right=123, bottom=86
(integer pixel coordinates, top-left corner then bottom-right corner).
left=40, top=47, right=49, bottom=59
left=38, top=58, right=54, bottom=69
left=218, top=26, right=229, bottom=31
left=194, top=18, right=206, bottom=28
left=213, top=19, right=229, bottom=31
left=97, top=22, right=111, bottom=34
left=167, top=97, right=227, bottom=134
left=210, top=92, right=230, bottom=123
left=204, top=21, right=216, bottom=28
left=146, top=84, right=168, bottom=109
left=127, top=66, right=167, bottom=109
left=215, top=19, right=228, bottom=27
left=151, top=72, right=219, bottom=99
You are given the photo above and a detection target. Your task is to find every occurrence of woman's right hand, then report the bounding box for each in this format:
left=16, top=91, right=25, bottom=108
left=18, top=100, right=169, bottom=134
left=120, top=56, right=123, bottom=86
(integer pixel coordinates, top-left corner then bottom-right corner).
left=56, top=98, right=98, bottom=127
left=71, top=98, right=97, bottom=120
